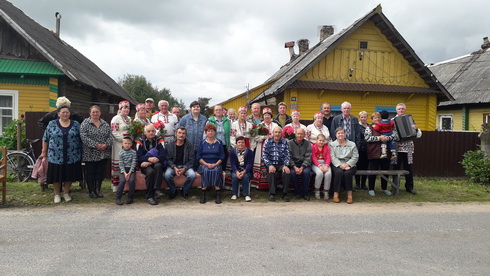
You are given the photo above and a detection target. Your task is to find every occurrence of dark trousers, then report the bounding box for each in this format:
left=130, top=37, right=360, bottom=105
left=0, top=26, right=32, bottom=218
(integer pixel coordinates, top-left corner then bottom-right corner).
left=331, top=166, right=357, bottom=193
left=116, top=170, right=135, bottom=199
left=222, top=145, right=229, bottom=171
left=355, top=150, right=368, bottom=187
left=140, top=163, right=164, bottom=199
left=368, top=158, right=390, bottom=190
left=393, top=152, right=413, bottom=190
left=290, top=165, right=311, bottom=196
left=85, top=159, right=108, bottom=192
left=267, top=164, right=290, bottom=195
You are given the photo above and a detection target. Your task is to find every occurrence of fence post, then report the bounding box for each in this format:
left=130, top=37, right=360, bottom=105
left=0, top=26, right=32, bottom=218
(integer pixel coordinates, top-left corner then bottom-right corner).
left=17, top=120, right=22, bottom=150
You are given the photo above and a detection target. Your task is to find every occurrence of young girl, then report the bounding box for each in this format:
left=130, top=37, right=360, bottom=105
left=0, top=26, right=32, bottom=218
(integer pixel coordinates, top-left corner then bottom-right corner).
left=311, top=134, right=332, bottom=200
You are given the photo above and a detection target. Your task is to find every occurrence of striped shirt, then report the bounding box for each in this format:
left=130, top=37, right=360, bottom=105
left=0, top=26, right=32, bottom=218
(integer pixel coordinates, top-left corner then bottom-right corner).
left=118, top=149, right=137, bottom=173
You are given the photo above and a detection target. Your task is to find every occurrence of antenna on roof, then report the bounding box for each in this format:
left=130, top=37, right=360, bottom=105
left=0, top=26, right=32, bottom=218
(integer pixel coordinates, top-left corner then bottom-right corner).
left=55, top=12, right=62, bottom=37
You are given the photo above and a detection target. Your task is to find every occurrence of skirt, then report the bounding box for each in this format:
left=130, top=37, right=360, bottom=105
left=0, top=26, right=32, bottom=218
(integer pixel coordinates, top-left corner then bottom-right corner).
left=46, top=161, right=83, bottom=184
left=199, top=165, right=223, bottom=188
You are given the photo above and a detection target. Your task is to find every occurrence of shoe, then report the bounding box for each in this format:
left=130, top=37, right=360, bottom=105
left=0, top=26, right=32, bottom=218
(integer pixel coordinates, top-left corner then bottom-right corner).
left=200, top=191, right=206, bottom=204
left=303, top=195, right=310, bottom=201
left=245, top=196, right=252, bottom=202
left=182, top=193, right=189, bottom=199
left=361, top=185, right=368, bottom=190
left=125, top=197, right=134, bottom=204
left=215, top=191, right=222, bottom=204
left=89, top=191, right=98, bottom=199
left=147, top=198, right=158, bottom=205
left=231, top=195, right=237, bottom=200
left=269, top=194, right=276, bottom=202
left=115, top=198, right=123, bottom=205
left=63, top=193, right=72, bottom=202
left=383, top=190, right=392, bottom=196
left=323, top=191, right=329, bottom=200
left=368, top=190, right=375, bottom=197
left=380, top=154, right=387, bottom=159
left=54, top=194, right=61, bottom=204
left=406, top=189, right=417, bottom=195
left=346, top=197, right=353, bottom=204
left=333, top=196, right=340, bottom=203
left=315, top=191, right=320, bottom=200
left=155, top=190, right=164, bottom=199
left=169, top=191, right=177, bottom=200
left=282, top=194, right=290, bottom=202
left=295, top=194, right=302, bottom=200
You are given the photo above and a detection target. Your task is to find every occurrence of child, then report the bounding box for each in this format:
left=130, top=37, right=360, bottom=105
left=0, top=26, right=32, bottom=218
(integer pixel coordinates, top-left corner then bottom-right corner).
left=373, top=110, right=397, bottom=160
left=116, top=136, right=137, bottom=205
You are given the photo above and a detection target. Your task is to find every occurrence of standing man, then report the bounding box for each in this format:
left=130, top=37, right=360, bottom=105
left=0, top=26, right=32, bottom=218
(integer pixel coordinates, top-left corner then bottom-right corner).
left=247, top=103, right=262, bottom=125
left=136, top=124, right=166, bottom=205
left=330, top=101, right=361, bottom=148
left=179, top=101, right=207, bottom=170
left=171, top=106, right=182, bottom=122
left=207, top=105, right=231, bottom=171
left=273, top=102, right=292, bottom=128
left=164, top=126, right=196, bottom=199
left=392, top=103, right=422, bottom=195
left=288, top=128, right=312, bottom=201
left=262, top=126, right=291, bottom=202
left=145, top=98, right=155, bottom=119
left=322, top=102, right=334, bottom=130
left=151, top=100, right=179, bottom=138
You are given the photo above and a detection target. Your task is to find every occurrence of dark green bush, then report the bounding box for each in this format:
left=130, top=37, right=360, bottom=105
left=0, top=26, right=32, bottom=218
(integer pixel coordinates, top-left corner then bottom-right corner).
left=461, top=150, right=490, bottom=185
left=0, top=119, right=26, bottom=150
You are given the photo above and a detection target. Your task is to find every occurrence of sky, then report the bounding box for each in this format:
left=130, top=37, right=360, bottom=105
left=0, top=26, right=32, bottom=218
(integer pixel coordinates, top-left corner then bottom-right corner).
left=7, top=0, right=489, bottom=107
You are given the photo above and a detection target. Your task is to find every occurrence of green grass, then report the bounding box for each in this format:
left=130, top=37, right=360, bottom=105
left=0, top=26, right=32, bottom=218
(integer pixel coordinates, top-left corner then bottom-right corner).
left=1, top=177, right=489, bottom=207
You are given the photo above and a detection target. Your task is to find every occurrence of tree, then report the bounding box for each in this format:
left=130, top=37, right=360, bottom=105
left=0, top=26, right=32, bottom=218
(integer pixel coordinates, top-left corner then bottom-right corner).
left=197, top=97, right=212, bottom=116
left=118, top=74, right=185, bottom=110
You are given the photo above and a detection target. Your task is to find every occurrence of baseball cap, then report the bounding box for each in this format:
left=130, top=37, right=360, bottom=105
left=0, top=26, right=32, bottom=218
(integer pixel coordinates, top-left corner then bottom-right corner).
left=145, top=98, right=154, bottom=102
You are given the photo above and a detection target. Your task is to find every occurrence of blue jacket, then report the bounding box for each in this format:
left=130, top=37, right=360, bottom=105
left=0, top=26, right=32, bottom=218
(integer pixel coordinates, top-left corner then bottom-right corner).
left=229, top=147, right=254, bottom=173
left=179, top=113, right=207, bottom=151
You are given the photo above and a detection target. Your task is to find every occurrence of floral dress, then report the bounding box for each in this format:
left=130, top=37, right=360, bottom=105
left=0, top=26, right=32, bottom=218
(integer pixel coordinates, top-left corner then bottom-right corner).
left=251, top=121, right=278, bottom=189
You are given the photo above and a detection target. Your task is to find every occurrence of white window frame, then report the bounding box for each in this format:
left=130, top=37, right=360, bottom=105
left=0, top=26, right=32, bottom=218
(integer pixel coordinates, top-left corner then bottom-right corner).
left=0, top=90, right=19, bottom=135
left=438, top=114, right=453, bottom=131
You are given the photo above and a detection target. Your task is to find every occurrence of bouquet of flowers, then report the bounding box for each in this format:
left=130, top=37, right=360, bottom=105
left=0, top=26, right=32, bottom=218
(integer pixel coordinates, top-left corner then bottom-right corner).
left=282, top=125, right=296, bottom=140
left=153, top=120, right=167, bottom=136
left=249, top=124, right=269, bottom=137
left=127, top=120, right=145, bottom=140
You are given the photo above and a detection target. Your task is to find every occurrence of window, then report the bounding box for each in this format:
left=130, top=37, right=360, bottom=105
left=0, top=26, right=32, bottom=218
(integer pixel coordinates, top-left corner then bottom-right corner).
left=359, top=41, right=368, bottom=49
left=0, top=91, right=18, bottom=135
left=484, top=113, right=490, bottom=124
left=439, top=115, right=453, bottom=131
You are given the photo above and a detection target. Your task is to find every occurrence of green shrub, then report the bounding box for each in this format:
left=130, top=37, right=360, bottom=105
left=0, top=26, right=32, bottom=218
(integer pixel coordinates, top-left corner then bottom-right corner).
left=461, top=150, right=490, bottom=185
left=0, top=119, right=26, bottom=150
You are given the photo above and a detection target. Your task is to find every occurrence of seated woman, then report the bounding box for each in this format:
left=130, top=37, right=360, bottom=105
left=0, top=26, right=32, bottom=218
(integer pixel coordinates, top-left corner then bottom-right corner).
left=229, top=136, right=254, bottom=202
left=330, top=127, right=359, bottom=204
left=311, top=134, right=332, bottom=201
left=197, top=123, right=225, bottom=204
left=306, top=112, right=330, bottom=144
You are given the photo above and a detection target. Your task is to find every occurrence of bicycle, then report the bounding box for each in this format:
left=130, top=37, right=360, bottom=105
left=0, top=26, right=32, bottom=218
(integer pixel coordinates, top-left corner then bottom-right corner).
left=6, top=139, right=38, bottom=183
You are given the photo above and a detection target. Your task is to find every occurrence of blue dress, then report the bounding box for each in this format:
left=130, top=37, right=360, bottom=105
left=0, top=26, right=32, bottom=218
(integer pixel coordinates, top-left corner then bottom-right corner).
left=197, top=139, right=225, bottom=188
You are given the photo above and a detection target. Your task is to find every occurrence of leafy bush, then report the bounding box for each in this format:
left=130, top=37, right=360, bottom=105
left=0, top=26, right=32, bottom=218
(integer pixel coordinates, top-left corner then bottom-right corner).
left=461, top=150, right=490, bottom=185
left=0, top=119, right=26, bottom=150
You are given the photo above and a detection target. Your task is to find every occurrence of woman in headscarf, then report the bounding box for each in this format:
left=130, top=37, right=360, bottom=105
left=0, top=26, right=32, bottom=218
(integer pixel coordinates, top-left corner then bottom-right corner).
left=110, top=100, right=132, bottom=192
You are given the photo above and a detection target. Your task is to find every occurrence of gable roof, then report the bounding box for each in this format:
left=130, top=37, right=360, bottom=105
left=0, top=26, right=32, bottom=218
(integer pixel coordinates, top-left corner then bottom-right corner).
left=429, top=48, right=490, bottom=106
left=0, top=0, right=136, bottom=103
left=250, top=5, right=453, bottom=104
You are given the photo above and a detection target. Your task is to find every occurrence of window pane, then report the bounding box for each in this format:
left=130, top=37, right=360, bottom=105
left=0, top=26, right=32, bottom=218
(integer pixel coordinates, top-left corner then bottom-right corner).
left=441, top=118, right=452, bottom=130
left=1, top=109, right=12, bottom=116
left=0, top=96, right=12, bottom=107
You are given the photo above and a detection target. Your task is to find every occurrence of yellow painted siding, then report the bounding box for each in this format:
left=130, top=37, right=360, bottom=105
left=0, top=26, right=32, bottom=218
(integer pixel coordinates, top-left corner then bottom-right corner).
left=300, top=21, right=427, bottom=88
left=0, top=83, right=52, bottom=118
left=437, top=109, right=463, bottom=130
left=468, top=108, right=490, bottom=131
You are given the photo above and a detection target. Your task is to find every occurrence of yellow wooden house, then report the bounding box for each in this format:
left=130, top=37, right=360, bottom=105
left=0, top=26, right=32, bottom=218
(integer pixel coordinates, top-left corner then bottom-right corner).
left=219, top=5, right=453, bottom=131
left=0, top=0, right=136, bottom=134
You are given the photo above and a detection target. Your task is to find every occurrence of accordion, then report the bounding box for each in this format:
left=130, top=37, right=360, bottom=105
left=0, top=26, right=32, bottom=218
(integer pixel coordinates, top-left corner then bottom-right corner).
left=393, top=115, right=417, bottom=140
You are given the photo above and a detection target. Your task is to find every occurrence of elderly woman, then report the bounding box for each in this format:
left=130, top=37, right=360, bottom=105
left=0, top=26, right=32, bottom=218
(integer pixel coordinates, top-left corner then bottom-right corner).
left=197, top=123, right=225, bottom=204
left=311, top=134, right=332, bottom=200
left=251, top=107, right=278, bottom=187
left=307, top=112, right=331, bottom=144
left=40, top=106, right=82, bottom=203
left=80, top=105, right=112, bottom=199
left=283, top=110, right=307, bottom=137
left=230, top=106, right=254, bottom=149
left=230, top=136, right=254, bottom=202
left=111, top=100, right=132, bottom=192
left=227, top=108, right=237, bottom=123
left=330, top=127, right=359, bottom=204
left=355, top=111, right=369, bottom=190
left=133, top=103, right=151, bottom=125
left=365, top=112, right=396, bottom=196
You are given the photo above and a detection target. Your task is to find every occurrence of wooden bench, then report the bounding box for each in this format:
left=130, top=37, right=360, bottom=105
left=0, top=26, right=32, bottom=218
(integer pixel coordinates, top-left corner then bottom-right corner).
left=355, top=170, right=409, bottom=195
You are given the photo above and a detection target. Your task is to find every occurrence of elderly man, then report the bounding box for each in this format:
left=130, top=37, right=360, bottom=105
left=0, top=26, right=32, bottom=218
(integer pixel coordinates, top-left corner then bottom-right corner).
left=330, top=101, right=361, bottom=148
left=273, top=102, right=292, bottom=128
left=164, top=126, right=196, bottom=199
left=246, top=103, right=262, bottom=126
left=136, top=124, right=166, bottom=205
left=151, top=100, right=179, bottom=138
left=288, top=128, right=312, bottom=200
left=322, top=102, right=334, bottom=130
left=145, top=98, right=155, bottom=119
left=179, top=101, right=207, bottom=169
left=171, top=106, right=181, bottom=122
left=262, top=126, right=291, bottom=202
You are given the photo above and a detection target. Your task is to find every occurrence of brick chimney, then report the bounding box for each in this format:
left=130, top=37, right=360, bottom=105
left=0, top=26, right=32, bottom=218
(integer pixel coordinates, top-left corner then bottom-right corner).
left=482, top=37, right=490, bottom=50
left=320, top=25, right=334, bottom=41
left=284, top=41, right=297, bottom=61
left=297, top=39, right=309, bottom=55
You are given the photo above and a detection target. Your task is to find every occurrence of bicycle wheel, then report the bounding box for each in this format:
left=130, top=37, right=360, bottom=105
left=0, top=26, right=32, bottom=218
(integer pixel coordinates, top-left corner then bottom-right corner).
left=7, top=152, right=34, bottom=182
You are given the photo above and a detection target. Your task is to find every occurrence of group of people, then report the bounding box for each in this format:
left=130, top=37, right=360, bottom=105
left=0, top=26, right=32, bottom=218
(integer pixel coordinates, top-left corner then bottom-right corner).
left=39, top=96, right=420, bottom=206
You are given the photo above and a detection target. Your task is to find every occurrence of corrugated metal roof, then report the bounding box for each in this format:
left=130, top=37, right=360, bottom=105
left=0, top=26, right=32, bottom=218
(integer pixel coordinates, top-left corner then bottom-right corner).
left=429, top=48, right=490, bottom=106
left=289, top=80, right=441, bottom=94
left=0, top=59, right=64, bottom=75
left=250, top=5, right=452, bottom=104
